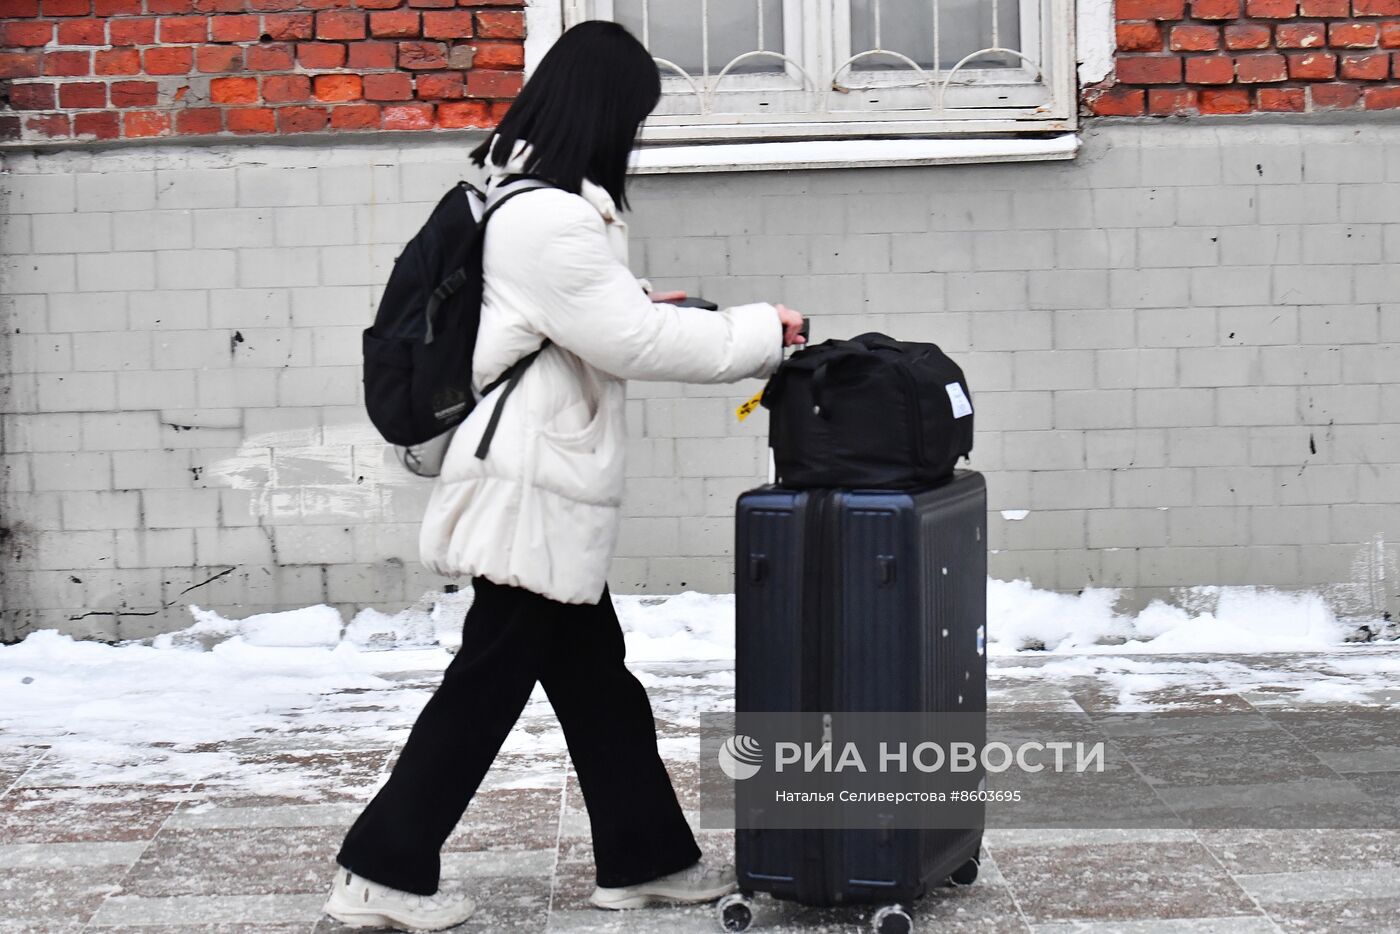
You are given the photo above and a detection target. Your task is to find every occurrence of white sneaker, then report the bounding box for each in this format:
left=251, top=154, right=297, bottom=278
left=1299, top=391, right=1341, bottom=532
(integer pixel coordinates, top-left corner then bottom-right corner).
left=589, top=860, right=737, bottom=910
left=323, top=868, right=475, bottom=932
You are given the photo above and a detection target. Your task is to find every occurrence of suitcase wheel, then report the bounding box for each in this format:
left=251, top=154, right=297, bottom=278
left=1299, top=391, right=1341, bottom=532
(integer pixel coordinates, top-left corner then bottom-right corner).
left=717, top=891, right=754, bottom=932
left=949, top=856, right=980, bottom=887
left=871, top=903, right=913, bottom=934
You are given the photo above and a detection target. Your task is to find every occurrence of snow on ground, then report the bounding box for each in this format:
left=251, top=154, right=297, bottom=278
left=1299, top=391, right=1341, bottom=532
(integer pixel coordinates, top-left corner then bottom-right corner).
left=985, top=579, right=1361, bottom=655
left=1, top=578, right=1395, bottom=793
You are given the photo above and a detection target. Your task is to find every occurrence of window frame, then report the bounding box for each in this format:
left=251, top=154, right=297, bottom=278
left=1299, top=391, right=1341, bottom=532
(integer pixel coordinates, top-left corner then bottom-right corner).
left=544, top=0, right=1077, bottom=142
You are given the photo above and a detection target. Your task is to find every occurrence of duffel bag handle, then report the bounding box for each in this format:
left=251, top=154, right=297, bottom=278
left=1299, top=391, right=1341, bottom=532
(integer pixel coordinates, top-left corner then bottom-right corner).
left=777, top=339, right=868, bottom=372
left=808, top=336, right=911, bottom=417
left=768, top=339, right=869, bottom=416
left=850, top=332, right=914, bottom=354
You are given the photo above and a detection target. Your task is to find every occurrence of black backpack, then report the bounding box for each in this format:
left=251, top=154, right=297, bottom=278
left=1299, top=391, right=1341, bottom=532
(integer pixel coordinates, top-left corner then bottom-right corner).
left=362, top=176, right=553, bottom=475
left=760, top=332, right=973, bottom=489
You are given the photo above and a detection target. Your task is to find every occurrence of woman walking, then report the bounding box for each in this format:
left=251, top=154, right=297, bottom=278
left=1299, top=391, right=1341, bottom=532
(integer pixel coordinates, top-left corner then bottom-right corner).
left=324, top=20, right=806, bottom=932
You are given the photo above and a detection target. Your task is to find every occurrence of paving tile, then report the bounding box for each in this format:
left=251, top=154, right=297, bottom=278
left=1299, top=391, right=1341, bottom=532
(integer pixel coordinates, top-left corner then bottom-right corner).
left=165, top=802, right=358, bottom=831
left=559, top=758, right=703, bottom=816
left=991, top=841, right=1259, bottom=924
left=548, top=904, right=728, bottom=932
left=900, top=877, right=1031, bottom=933
left=1032, top=919, right=1278, bottom=933
left=991, top=762, right=1183, bottom=830
left=88, top=926, right=310, bottom=933
left=1266, top=895, right=1400, bottom=932
left=0, top=922, right=87, bottom=933
left=215, top=726, right=405, bottom=757
left=986, top=682, right=1083, bottom=712
left=1250, top=687, right=1400, bottom=709
left=312, top=921, right=363, bottom=933
left=0, top=840, right=147, bottom=869
left=89, top=893, right=325, bottom=926
left=193, top=748, right=394, bottom=806
left=445, top=873, right=551, bottom=932
left=1090, top=712, right=1277, bottom=738
left=0, top=746, right=50, bottom=796
left=475, top=751, right=568, bottom=793
left=1318, top=747, right=1400, bottom=774
left=1107, top=722, right=1336, bottom=787
left=1152, top=785, right=1400, bottom=831
left=549, top=835, right=601, bottom=910
left=443, top=848, right=555, bottom=879
left=180, top=786, right=372, bottom=812
left=985, top=829, right=1197, bottom=848
left=119, top=825, right=344, bottom=897
left=1154, top=776, right=1369, bottom=813
left=1196, top=828, right=1400, bottom=874
left=1232, top=867, right=1400, bottom=904
left=442, top=786, right=563, bottom=854
left=1344, top=769, right=1400, bottom=801
left=1262, top=709, right=1400, bottom=753
left=12, top=756, right=195, bottom=790
left=555, top=802, right=709, bottom=842
left=0, top=864, right=127, bottom=924
left=1107, top=691, right=1259, bottom=713
left=0, top=785, right=183, bottom=844
left=695, top=827, right=737, bottom=870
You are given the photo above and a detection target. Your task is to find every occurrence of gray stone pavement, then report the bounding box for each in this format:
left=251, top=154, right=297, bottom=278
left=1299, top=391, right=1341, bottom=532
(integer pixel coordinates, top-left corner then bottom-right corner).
left=3, top=653, right=1399, bottom=933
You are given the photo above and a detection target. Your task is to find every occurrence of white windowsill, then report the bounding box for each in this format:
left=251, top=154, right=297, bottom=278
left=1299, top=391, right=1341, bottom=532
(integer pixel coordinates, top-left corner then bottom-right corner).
left=628, top=134, right=1080, bottom=175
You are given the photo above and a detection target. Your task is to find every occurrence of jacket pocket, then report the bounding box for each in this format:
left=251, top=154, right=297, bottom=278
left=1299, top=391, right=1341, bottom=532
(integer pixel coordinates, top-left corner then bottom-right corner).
left=532, top=384, right=625, bottom=505
left=545, top=398, right=599, bottom=442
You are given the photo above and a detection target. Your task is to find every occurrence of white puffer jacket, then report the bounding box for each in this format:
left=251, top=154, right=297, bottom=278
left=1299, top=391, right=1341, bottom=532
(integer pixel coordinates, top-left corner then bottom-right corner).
left=419, top=149, right=783, bottom=604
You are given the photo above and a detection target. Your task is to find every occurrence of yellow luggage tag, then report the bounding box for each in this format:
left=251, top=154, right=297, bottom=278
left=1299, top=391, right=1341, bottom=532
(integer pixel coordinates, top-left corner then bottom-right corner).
left=736, top=316, right=806, bottom=421
left=735, top=385, right=766, bottom=422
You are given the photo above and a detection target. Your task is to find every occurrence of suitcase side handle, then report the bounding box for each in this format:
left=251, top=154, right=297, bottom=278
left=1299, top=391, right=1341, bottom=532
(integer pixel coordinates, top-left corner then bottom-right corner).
left=877, top=555, right=897, bottom=585
left=747, top=555, right=769, bottom=584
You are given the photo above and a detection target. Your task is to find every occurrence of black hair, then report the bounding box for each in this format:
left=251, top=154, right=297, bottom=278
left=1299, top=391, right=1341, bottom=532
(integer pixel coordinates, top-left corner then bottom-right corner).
left=470, top=20, right=660, bottom=210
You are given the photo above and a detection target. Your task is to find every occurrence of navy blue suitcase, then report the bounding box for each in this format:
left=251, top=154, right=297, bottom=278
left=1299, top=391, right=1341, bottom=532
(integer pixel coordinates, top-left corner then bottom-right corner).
left=730, top=470, right=988, bottom=930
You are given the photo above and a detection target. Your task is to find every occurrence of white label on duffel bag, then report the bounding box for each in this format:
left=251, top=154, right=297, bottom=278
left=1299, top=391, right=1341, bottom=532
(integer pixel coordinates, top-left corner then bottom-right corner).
left=945, top=382, right=973, bottom=418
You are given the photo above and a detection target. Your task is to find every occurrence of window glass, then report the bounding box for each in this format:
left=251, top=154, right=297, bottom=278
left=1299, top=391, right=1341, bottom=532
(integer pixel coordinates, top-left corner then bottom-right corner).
left=614, top=0, right=787, bottom=76
left=849, top=0, right=1022, bottom=71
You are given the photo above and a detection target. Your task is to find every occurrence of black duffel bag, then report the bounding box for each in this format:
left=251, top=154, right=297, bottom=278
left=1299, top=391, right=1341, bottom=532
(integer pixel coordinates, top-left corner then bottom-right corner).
left=760, top=332, right=973, bottom=489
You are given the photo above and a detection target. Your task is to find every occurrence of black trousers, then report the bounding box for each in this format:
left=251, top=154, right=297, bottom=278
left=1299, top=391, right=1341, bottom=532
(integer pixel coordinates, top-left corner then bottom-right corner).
left=337, top=577, right=701, bottom=895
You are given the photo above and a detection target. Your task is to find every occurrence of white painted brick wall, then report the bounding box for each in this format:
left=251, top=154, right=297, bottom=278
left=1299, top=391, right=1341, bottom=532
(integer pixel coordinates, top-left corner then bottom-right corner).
left=3, top=123, right=1398, bottom=639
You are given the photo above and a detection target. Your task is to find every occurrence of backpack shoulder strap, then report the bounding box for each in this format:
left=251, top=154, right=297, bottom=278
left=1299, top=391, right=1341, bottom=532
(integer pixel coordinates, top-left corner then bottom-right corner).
left=422, top=179, right=553, bottom=344
left=473, top=339, right=552, bottom=460
left=469, top=175, right=558, bottom=461
left=481, top=175, right=555, bottom=222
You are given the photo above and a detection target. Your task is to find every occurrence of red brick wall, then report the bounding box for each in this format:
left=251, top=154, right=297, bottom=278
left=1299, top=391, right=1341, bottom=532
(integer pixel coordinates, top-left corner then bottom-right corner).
left=0, top=0, right=523, bottom=142
left=1086, top=0, right=1400, bottom=115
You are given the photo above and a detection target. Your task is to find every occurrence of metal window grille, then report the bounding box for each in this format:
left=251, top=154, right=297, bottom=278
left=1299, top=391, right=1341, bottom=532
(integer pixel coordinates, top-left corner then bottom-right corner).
left=563, top=0, right=1075, bottom=141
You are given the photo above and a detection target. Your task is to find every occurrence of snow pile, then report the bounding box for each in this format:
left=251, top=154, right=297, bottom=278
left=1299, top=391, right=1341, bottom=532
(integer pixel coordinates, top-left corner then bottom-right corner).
left=986, top=582, right=1128, bottom=652
left=613, top=592, right=736, bottom=661
left=154, top=578, right=1385, bottom=661
left=342, top=588, right=472, bottom=651
left=984, top=581, right=1354, bottom=655
left=163, top=603, right=346, bottom=649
